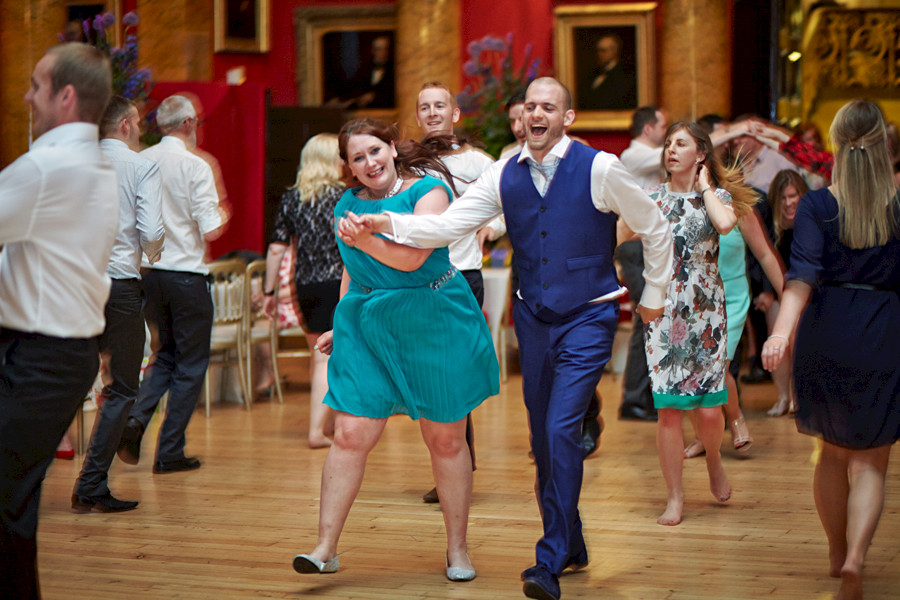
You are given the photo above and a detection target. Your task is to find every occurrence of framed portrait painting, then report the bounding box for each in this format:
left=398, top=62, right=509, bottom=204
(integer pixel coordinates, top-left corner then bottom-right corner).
left=214, top=0, right=270, bottom=53
left=295, top=5, right=397, bottom=116
left=554, top=3, right=657, bottom=130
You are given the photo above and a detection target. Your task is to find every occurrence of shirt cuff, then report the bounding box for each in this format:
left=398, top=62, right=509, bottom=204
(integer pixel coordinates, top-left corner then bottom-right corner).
left=385, top=212, right=419, bottom=246
left=639, top=283, right=667, bottom=310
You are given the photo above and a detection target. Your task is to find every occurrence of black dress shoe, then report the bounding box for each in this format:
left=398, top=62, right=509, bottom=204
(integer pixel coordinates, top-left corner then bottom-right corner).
left=71, top=492, right=139, bottom=513
left=153, top=456, right=202, bottom=474
left=582, top=416, right=602, bottom=459
left=740, top=366, right=771, bottom=384
left=422, top=486, right=439, bottom=503
left=522, top=566, right=560, bottom=600
left=619, top=404, right=658, bottom=421
left=117, top=417, right=143, bottom=465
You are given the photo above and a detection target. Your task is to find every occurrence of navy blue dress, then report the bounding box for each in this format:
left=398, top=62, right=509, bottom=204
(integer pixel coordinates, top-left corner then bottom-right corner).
left=789, top=188, right=900, bottom=449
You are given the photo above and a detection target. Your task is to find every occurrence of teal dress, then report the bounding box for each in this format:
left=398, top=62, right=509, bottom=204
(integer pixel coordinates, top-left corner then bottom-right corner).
left=324, top=176, right=499, bottom=422
left=718, top=228, right=750, bottom=360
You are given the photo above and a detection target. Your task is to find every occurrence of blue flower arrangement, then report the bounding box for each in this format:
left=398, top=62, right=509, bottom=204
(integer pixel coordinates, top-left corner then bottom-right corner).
left=456, top=33, right=541, bottom=158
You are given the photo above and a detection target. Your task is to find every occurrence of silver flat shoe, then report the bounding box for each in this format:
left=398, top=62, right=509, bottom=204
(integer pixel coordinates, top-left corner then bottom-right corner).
left=446, top=554, right=476, bottom=581
left=293, top=553, right=339, bottom=574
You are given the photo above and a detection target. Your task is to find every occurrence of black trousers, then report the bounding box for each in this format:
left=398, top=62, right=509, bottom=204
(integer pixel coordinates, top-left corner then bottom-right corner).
left=614, top=240, right=656, bottom=413
left=129, top=269, right=213, bottom=463
left=0, top=329, right=99, bottom=600
left=75, top=278, right=145, bottom=496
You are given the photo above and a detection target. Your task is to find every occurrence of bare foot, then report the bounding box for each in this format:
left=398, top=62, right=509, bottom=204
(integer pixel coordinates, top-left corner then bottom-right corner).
left=308, top=437, right=333, bottom=449
left=829, top=542, right=848, bottom=578
left=657, top=495, right=683, bottom=526
left=837, top=564, right=862, bottom=600
left=707, top=461, right=732, bottom=502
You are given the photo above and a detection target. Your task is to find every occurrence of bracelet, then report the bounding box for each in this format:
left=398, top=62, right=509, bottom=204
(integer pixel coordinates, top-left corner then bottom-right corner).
left=263, top=289, right=276, bottom=297
left=700, top=187, right=711, bottom=196
left=768, top=334, right=788, bottom=342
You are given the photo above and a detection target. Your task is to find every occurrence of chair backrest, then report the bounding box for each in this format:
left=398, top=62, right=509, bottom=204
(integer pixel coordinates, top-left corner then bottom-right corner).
left=245, top=259, right=269, bottom=330
left=207, top=259, right=247, bottom=326
left=482, top=267, right=512, bottom=355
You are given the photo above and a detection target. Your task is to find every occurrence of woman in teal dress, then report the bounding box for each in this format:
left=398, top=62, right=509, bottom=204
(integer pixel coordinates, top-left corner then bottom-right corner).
left=644, top=122, right=756, bottom=526
left=293, top=119, right=498, bottom=582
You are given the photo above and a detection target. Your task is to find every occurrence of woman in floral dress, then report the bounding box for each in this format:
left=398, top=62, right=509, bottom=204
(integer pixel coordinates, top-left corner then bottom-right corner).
left=644, top=122, right=755, bottom=526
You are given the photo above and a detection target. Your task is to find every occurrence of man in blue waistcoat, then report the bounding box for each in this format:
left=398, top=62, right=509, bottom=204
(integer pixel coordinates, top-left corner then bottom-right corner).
left=340, top=77, right=672, bottom=600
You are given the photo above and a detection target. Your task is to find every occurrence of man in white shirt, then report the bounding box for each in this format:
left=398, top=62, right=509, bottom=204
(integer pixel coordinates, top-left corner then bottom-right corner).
left=616, top=106, right=667, bottom=422
left=118, top=95, right=225, bottom=475
left=0, top=43, right=118, bottom=600
left=342, top=77, right=672, bottom=600
left=415, top=81, right=495, bottom=504
left=72, top=96, right=165, bottom=513
left=731, top=115, right=798, bottom=194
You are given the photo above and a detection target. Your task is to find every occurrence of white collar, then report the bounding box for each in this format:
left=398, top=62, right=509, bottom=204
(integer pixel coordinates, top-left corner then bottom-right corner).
left=517, top=134, right=571, bottom=165
left=31, top=122, right=99, bottom=150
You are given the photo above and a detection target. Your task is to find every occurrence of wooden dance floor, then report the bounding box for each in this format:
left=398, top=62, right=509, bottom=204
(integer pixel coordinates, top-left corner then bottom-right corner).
left=39, top=360, right=899, bottom=600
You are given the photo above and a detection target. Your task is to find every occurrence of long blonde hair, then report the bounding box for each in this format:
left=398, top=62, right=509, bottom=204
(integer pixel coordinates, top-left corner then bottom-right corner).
left=292, top=133, right=343, bottom=202
left=829, top=99, right=899, bottom=248
left=662, top=121, right=757, bottom=218
left=769, top=170, right=809, bottom=243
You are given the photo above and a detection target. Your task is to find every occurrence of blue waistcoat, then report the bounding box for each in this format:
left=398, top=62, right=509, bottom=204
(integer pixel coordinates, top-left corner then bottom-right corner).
left=500, top=141, right=619, bottom=317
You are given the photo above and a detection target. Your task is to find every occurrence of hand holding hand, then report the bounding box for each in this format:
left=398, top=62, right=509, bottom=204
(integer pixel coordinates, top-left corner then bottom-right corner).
left=753, top=291, right=775, bottom=312
left=338, top=211, right=373, bottom=247
left=636, top=304, right=664, bottom=322
left=316, top=330, right=334, bottom=356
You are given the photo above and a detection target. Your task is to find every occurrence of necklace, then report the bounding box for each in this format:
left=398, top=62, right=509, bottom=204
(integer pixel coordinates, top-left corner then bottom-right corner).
left=369, top=176, right=403, bottom=200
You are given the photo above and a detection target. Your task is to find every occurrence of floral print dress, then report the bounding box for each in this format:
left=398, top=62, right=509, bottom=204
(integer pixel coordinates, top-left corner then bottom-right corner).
left=644, top=184, right=730, bottom=410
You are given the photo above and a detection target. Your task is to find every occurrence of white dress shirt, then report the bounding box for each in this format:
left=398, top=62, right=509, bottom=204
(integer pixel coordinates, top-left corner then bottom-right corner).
left=0, top=123, right=119, bottom=338
left=140, top=136, right=222, bottom=274
left=100, top=138, right=166, bottom=279
left=428, top=146, right=495, bottom=271
left=619, top=138, right=664, bottom=189
left=388, top=135, right=673, bottom=309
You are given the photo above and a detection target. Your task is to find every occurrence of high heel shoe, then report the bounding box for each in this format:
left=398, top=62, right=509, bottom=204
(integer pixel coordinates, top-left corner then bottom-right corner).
left=729, top=416, right=753, bottom=452
left=292, top=553, right=339, bottom=574
left=446, top=553, right=476, bottom=582
left=767, top=396, right=791, bottom=417
left=683, top=439, right=705, bottom=459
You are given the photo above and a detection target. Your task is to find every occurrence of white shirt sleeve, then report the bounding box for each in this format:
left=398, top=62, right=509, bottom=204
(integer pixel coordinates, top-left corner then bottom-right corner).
left=189, top=160, right=222, bottom=235
left=389, top=160, right=507, bottom=248
left=135, top=160, right=166, bottom=259
left=590, top=153, right=672, bottom=309
left=0, top=156, right=41, bottom=244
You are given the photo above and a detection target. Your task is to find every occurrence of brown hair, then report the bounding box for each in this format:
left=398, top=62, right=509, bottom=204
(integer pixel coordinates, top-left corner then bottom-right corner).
left=419, top=81, right=456, bottom=109
left=337, top=118, right=459, bottom=196
left=47, top=43, right=112, bottom=124
left=662, top=121, right=756, bottom=218
left=769, top=170, right=809, bottom=243
left=99, top=95, right=135, bottom=138
left=829, top=99, right=899, bottom=248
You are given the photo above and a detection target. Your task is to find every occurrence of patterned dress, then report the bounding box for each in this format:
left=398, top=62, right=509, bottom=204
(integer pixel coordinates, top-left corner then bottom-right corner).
left=644, top=184, right=730, bottom=409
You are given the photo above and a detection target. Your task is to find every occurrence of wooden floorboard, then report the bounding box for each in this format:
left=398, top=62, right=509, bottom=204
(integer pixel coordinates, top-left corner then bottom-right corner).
left=37, top=360, right=899, bottom=600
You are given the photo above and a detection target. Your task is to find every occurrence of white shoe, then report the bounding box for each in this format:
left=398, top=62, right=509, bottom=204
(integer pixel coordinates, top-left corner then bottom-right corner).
left=293, top=553, right=339, bottom=574
left=446, top=553, right=476, bottom=581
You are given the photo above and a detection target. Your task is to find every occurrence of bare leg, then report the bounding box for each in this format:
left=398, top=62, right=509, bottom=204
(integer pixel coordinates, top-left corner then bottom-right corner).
left=838, top=445, right=892, bottom=600
left=765, top=302, right=795, bottom=416
left=420, top=417, right=474, bottom=571
left=657, top=408, right=685, bottom=526
left=683, top=410, right=704, bottom=458
left=814, top=442, right=851, bottom=578
left=723, top=363, right=752, bottom=451
left=306, top=333, right=334, bottom=448
left=307, top=412, right=388, bottom=563
left=695, top=406, right=732, bottom=502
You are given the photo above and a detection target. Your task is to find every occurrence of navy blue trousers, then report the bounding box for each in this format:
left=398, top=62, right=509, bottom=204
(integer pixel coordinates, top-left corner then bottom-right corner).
left=514, top=299, right=618, bottom=575
left=130, top=269, right=213, bottom=463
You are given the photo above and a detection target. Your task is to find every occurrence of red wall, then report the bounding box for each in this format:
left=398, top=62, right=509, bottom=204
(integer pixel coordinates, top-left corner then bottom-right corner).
left=211, top=0, right=636, bottom=153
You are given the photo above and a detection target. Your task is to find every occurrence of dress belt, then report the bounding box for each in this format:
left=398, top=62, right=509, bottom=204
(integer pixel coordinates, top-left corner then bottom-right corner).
left=824, top=281, right=897, bottom=293
left=351, top=267, right=459, bottom=295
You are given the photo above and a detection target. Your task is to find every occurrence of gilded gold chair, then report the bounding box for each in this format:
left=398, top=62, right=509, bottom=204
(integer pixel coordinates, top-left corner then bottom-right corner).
left=205, top=259, right=249, bottom=416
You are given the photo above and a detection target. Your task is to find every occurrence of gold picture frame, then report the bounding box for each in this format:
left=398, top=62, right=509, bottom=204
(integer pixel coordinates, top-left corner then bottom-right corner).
left=214, top=0, right=270, bottom=53
left=554, top=3, right=657, bottom=130
left=294, top=5, right=397, bottom=117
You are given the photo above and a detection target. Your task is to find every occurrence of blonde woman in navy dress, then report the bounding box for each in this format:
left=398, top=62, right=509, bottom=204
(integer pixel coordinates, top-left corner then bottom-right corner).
left=643, top=122, right=756, bottom=526
left=763, top=99, right=900, bottom=600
